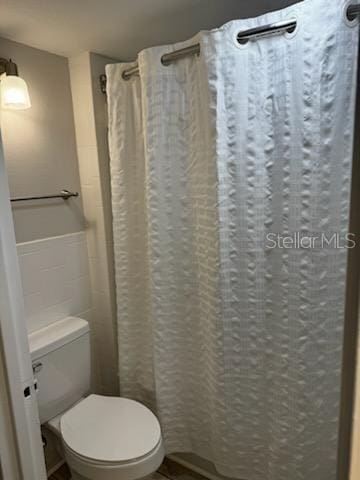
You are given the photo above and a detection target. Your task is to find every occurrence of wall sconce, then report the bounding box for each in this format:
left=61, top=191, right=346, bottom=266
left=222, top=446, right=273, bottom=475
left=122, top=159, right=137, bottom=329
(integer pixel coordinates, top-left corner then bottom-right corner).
left=0, top=58, right=31, bottom=110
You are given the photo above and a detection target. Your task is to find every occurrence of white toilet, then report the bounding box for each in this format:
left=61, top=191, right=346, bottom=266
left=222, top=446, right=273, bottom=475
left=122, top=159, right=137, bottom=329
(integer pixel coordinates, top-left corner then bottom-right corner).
left=29, top=316, right=164, bottom=480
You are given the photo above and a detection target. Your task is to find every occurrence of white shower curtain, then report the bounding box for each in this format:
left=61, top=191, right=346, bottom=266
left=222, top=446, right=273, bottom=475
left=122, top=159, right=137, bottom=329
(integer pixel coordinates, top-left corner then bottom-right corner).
left=106, top=1, right=359, bottom=479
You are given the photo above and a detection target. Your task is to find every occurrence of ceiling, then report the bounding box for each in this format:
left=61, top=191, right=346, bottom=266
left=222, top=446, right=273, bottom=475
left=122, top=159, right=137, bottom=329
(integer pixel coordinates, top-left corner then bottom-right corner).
left=0, top=0, right=300, bottom=61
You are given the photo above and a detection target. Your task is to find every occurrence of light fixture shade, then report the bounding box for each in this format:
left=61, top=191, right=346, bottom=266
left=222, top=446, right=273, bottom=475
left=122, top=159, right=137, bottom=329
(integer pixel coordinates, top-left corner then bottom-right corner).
left=1, top=74, right=31, bottom=110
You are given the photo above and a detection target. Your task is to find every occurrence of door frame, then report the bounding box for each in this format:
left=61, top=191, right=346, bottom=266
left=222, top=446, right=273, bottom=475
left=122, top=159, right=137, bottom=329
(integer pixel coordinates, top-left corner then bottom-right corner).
left=0, top=129, right=46, bottom=480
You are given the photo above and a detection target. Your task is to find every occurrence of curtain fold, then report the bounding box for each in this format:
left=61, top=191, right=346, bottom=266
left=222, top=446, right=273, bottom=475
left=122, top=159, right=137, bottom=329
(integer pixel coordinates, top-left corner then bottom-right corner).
left=106, top=1, right=359, bottom=478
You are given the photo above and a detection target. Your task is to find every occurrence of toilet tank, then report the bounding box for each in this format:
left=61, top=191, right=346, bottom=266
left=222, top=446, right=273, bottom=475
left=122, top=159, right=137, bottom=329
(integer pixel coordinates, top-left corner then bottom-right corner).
left=29, top=317, right=91, bottom=424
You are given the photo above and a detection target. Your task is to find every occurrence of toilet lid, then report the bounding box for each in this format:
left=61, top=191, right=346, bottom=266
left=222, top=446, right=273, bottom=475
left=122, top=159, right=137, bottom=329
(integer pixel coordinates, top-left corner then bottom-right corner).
left=60, top=395, right=162, bottom=464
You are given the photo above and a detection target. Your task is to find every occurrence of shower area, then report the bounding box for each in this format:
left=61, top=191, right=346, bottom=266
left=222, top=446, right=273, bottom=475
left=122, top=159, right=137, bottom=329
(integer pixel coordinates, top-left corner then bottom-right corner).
left=105, top=0, right=360, bottom=477
left=105, top=1, right=360, bottom=479
left=1, top=0, right=360, bottom=479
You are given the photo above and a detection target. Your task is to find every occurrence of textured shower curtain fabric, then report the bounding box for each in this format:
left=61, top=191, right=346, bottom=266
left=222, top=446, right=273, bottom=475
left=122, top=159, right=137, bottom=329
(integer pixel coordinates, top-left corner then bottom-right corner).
left=106, top=0, right=358, bottom=479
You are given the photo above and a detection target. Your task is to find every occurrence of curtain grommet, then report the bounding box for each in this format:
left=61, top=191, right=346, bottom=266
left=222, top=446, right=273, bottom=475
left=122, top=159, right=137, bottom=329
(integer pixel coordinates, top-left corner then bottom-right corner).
left=344, top=1, right=360, bottom=27
left=161, top=56, right=171, bottom=67
left=122, top=70, right=131, bottom=81
left=232, top=28, right=249, bottom=50
left=284, top=16, right=299, bottom=40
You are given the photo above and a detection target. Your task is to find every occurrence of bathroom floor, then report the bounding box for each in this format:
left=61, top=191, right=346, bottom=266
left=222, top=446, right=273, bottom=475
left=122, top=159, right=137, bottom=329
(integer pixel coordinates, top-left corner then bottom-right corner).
left=48, top=463, right=71, bottom=480
left=49, top=458, right=208, bottom=480
left=159, top=458, right=210, bottom=480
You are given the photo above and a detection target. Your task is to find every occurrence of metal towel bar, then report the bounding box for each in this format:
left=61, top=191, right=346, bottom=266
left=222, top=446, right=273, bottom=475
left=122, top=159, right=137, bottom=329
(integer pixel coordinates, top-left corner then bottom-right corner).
left=10, top=189, right=79, bottom=203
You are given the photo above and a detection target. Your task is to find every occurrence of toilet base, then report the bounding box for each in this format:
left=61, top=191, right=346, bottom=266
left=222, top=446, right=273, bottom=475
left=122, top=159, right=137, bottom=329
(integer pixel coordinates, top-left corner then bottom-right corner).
left=69, top=468, right=158, bottom=480
left=69, top=472, right=155, bottom=480
left=64, top=437, right=164, bottom=480
left=70, top=474, right=155, bottom=480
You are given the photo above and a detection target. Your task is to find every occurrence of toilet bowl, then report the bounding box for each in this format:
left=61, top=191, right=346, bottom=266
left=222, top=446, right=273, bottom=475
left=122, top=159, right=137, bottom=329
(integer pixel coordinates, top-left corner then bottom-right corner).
left=29, top=317, right=164, bottom=480
left=46, top=395, right=164, bottom=480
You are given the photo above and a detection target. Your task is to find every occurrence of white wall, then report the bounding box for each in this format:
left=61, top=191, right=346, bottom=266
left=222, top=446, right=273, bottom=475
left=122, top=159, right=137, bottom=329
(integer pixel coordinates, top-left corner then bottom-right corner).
left=0, top=37, right=118, bottom=395
left=89, top=52, right=117, bottom=334
left=0, top=37, right=118, bottom=470
left=69, top=52, right=118, bottom=395
left=0, top=37, right=84, bottom=243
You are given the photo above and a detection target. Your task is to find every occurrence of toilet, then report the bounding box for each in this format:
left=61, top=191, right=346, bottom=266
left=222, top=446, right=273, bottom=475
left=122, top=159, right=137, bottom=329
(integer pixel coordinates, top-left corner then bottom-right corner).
left=29, top=316, right=164, bottom=480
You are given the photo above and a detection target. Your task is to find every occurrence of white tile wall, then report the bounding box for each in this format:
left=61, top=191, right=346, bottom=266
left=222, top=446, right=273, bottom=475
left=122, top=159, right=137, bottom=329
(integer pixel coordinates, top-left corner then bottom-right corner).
left=69, top=52, right=118, bottom=395
left=17, top=232, right=92, bottom=333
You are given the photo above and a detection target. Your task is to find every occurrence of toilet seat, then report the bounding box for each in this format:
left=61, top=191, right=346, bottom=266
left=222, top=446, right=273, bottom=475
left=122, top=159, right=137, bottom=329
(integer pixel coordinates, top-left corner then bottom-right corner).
left=63, top=439, right=163, bottom=466
left=60, top=394, right=164, bottom=480
left=61, top=394, right=162, bottom=464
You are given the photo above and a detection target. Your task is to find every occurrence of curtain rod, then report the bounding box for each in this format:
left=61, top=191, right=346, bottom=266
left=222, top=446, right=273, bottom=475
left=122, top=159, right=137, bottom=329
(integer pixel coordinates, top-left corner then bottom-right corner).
left=100, top=3, right=360, bottom=91
left=10, top=189, right=79, bottom=203
left=122, top=43, right=200, bottom=80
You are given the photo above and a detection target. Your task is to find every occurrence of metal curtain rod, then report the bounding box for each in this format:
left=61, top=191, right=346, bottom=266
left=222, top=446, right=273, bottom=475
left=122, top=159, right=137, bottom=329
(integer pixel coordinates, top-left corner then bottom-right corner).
left=100, top=2, right=360, bottom=88
left=10, top=189, right=79, bottom=203
left=122, top=44, right=200, bottom=80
